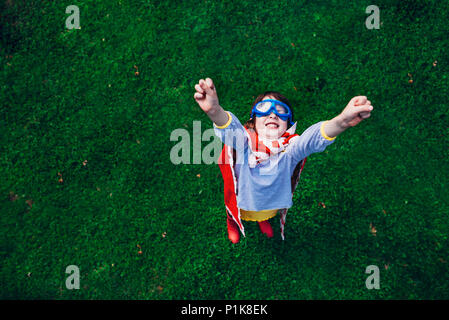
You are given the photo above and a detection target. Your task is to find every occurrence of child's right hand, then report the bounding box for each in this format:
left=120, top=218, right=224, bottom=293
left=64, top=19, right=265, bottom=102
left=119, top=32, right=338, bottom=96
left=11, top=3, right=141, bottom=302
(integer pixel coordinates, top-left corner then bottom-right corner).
left=194, top=78, right=220, bottom=114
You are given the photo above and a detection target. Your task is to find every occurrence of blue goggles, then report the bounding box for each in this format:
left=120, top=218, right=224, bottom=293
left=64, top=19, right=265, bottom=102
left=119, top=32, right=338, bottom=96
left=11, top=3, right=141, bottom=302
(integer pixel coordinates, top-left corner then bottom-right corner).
left=251, top=99, right=293, bottom=125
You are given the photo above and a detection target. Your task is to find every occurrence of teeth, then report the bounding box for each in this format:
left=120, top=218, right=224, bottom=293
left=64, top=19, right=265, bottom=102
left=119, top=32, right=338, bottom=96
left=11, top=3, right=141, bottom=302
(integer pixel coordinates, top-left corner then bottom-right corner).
left=266, top=123, right=278, bottom=128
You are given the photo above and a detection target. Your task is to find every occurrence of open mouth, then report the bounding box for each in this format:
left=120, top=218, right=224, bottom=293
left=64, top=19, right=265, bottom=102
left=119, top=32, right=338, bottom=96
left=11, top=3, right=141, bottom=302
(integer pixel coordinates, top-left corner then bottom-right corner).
left=265, top=122, right=279, bottom=129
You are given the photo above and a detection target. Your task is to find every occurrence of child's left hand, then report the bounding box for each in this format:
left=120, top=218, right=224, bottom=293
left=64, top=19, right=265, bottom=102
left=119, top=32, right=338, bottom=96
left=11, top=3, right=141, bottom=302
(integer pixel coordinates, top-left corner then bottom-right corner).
left=339, top=96, right=373, bottom=128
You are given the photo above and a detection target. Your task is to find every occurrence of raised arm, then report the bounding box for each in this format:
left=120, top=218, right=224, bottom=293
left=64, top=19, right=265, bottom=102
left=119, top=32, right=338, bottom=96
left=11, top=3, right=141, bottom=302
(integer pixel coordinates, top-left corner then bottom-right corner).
left=194, top=78, right=247, bottom=152
left=288, top=95, right=373, bottom=162
left=194, top=78, right=229, bottom=127
left=323, top=96, right=373, bottom=138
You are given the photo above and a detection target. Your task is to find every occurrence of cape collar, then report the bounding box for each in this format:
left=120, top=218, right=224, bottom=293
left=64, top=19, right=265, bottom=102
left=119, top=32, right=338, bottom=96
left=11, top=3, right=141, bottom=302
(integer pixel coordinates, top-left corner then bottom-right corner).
left=245, top=122, right=299, bottom=168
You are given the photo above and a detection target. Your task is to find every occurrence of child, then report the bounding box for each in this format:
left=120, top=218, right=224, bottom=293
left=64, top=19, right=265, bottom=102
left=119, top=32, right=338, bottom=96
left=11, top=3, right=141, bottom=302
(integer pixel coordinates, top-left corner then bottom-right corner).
left=194, top=78, right=373, bottom=243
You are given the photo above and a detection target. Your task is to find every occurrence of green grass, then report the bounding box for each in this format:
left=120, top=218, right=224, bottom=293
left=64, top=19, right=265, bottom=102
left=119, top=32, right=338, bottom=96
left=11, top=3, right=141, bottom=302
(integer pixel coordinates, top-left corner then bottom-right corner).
left=1, top=0, right=449, bottom=299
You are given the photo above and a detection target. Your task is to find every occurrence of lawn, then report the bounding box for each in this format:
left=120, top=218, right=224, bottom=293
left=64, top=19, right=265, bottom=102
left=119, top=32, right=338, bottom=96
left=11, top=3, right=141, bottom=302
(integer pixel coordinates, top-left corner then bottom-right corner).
left=1, top=0, right=448, bottom=299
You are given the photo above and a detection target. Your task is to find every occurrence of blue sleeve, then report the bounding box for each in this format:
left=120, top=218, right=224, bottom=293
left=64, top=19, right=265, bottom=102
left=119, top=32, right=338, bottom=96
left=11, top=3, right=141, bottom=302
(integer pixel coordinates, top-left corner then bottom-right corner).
left=213, top=111, right=248, bottom=153
left=289, top=121, right=336, bottom=163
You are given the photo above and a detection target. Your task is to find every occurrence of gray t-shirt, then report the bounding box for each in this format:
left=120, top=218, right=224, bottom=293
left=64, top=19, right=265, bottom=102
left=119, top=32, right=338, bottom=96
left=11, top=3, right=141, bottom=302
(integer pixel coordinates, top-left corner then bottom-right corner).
left=214, top=111, right=336, bottom=211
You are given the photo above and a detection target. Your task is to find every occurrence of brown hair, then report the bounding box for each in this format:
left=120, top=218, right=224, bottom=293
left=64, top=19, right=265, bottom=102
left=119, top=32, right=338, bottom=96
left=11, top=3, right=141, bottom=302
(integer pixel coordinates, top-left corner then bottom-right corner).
left=243, top=91, right=295, bottom=131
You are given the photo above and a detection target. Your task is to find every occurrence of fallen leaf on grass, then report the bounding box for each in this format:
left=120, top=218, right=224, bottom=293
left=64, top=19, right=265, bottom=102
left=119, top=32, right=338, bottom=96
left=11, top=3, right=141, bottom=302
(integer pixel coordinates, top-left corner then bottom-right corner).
left=9, top=191, right=18, bottom=202
left=26, top=199, right=33, bottom=208
left=370, top=223, right=377, bottom=236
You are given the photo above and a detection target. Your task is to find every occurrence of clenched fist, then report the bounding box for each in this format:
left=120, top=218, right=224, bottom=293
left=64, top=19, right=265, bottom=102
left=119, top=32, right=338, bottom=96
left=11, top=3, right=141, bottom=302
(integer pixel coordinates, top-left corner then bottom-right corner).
left=194, top=78, right=220, bottom=114
left=339, top=96, right=373, bottom=128
left=193, top=78, right=229, bottom=127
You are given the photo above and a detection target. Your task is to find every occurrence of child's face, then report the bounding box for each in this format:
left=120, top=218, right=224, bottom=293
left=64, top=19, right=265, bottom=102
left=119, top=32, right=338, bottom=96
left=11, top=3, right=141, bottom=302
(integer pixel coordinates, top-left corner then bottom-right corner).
left=254, top=95, right=288, bottom=140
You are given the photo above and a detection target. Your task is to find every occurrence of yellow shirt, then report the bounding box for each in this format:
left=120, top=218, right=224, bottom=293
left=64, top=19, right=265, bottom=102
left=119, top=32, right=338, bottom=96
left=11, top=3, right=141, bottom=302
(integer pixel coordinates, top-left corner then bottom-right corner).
left=240, top=208, right=280, bottom=222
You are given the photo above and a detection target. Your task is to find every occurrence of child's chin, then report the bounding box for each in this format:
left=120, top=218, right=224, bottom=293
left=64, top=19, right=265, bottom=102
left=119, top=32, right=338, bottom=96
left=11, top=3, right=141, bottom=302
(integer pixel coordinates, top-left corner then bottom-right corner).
left=260, top=128, right=283, bottom=140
